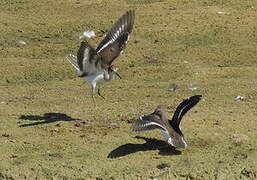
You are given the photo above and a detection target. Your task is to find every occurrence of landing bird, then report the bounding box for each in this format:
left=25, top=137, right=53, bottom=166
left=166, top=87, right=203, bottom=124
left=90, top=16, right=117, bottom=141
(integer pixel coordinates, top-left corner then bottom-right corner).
left=66, top=10, right=135, bottom=105
left=132, top=95, right=202, bottom=148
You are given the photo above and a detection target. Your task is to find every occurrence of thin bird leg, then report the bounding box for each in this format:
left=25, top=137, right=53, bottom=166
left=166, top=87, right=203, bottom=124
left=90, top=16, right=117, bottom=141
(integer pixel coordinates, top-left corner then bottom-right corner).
left=97, top=86, right=105, bottom=99
left=114, top=71, right=122, bottom=79
left=91, top=88, right=97, bottom=107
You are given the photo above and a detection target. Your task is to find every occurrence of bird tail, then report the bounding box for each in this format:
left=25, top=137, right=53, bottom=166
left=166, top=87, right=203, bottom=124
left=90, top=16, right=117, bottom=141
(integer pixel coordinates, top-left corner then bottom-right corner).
left=66, top=54, right=83, bottom=76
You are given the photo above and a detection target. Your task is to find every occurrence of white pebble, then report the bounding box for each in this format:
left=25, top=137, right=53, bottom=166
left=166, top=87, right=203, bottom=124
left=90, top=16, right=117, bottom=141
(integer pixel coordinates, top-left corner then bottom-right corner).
left=234, top=96, right=244, bottom=101
left=188, top=84, right=198, bottom=91
left=18, top=40, right=27, bottom=45
left=217, top=11, right=226, bottom=15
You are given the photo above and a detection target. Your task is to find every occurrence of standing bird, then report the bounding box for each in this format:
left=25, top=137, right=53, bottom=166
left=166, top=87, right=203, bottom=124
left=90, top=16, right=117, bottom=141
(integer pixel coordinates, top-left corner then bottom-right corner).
left=132, top=95, right=202, bottom=148
left=67, top=10, right=135, bottom=105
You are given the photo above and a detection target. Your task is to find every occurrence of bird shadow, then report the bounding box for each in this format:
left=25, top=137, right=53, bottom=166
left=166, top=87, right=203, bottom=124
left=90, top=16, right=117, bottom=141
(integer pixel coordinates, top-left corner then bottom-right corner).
left=107, top=136, right=181, bottom=158
left=18, top=112, right=81, bottom=127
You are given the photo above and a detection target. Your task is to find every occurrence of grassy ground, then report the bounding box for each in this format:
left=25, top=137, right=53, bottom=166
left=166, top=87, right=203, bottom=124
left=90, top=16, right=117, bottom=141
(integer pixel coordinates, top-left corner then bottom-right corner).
left=1, top=0, right=257, bottom=179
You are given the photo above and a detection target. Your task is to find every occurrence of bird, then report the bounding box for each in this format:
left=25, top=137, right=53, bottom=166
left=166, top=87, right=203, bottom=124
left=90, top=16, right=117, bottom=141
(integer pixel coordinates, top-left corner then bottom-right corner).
left=66, top=10, right=135, bottom=105
left=131, top=95, right=202, bottom=148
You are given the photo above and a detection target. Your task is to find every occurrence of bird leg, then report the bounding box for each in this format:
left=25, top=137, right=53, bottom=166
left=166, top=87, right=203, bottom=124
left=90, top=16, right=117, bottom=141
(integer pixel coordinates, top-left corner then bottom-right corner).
left=114, top=71, right=122, bottom=79
left=91, top=88, right=97, bottom=107
left=97, top=87, right=105, bottom=99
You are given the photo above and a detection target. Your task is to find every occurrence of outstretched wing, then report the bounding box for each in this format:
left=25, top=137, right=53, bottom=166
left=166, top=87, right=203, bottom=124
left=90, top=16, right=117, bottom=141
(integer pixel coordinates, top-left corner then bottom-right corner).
left=131, top=115, right=167, bottom=132
left=76, top=41, right=100, bottom=76
left=96, top=10, right=135, bottom=67
left=66, top=54, right=82, bottom=75
left=169, top=95, right=202, bottom=136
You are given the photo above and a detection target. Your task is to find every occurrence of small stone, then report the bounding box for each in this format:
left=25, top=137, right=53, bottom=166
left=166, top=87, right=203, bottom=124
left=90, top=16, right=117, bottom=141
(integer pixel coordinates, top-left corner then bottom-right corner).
left=80, top=134, right=86, bottom=138
left=156, top=163, right=170, bottom=169
left=55, top=123, right=61, bottom=127
left=80, top=120, right=89, bottom=124
left=74, top=122, right=81, bottom=127
left=128, top=64, right=135, bottom=68
left=24, top=141, right=32, bottom=145
left=2, top=133, right=10, bottom=137
left=213, top=121, right=220, bottom=126
left=48, top=153, right=63, bottom=158
left=52, top=128, right=59, bottom=132
left=168, top=84, right=179, bottom=92
left=11, top=154, right=18, bottom=158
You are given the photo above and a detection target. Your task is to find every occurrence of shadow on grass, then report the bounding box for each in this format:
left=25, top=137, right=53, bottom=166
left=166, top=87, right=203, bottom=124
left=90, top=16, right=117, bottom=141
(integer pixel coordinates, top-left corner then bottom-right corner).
left=19, top=113, right=81, bottom=127
left=107, top=136, right=181, bottom=158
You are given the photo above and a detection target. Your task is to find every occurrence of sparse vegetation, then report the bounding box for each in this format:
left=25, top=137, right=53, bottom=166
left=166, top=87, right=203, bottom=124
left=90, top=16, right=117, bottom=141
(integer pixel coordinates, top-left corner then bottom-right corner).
left=0, top=0, right=257, bottom=179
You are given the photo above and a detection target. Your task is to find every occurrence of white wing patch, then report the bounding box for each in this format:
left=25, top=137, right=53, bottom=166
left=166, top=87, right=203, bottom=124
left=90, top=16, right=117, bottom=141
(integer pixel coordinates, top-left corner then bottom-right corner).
left=82, top=48, right=90, bottom=72
left=66, top=54, right=83, bottom=76
left=97, top=40, right=112, bottom=53
left=137, top=116, right=167, bottom=131
left=143, top=121, right=165, bottom=129
left=96, top=26, right=126, bottom=53
left=177, top=103, right=190, bottom=121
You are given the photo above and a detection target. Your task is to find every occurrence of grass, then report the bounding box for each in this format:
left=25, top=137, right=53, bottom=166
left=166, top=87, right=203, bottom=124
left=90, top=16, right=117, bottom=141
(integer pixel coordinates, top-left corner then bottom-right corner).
left=1, top=0, right=257, bottom=179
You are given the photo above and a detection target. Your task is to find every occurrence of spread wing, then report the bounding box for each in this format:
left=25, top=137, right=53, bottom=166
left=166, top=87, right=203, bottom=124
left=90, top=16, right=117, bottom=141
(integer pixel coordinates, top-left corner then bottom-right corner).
left=96, top=10, right=135, bottom=67
left=169, top=95, right=202, bottom=136
left=131, top=115, right=167, bottom=132
left=75, top=41, right=100, bottom=76
left=66, top=54, right=82, bottom=76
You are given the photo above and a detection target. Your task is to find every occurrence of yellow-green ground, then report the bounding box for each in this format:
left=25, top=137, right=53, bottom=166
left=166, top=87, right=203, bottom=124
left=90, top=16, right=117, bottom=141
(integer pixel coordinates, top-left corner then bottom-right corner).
left=1, top=0, right=257, bottom=179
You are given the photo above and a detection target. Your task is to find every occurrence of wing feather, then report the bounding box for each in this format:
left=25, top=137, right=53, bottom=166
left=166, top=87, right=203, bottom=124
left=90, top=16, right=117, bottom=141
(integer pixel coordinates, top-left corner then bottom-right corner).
left=96, top=10, right=135, bottom=66
left=76, top=41, right=100, bottom=75
left=169, top=95, right=202, bottom=136
left=66, top=54, right=80, bottom=72
left=132, top=116, right=167, bottom=132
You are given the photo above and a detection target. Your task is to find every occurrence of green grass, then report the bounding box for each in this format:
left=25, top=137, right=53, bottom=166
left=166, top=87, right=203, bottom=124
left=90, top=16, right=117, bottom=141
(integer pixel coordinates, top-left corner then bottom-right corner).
left=1, top=0, right=257, bottom=179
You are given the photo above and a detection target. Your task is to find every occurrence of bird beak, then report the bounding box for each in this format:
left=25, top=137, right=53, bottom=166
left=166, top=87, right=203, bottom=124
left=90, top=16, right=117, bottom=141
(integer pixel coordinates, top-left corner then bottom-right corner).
left=115, top=71, right=122, bottom=79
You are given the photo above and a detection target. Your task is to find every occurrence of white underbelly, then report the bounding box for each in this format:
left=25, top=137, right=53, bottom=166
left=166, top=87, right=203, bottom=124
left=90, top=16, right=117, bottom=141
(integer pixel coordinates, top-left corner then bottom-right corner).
left=84, top=72, right=105, bottom=86
left=161, top=130, right=187, bottom=148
